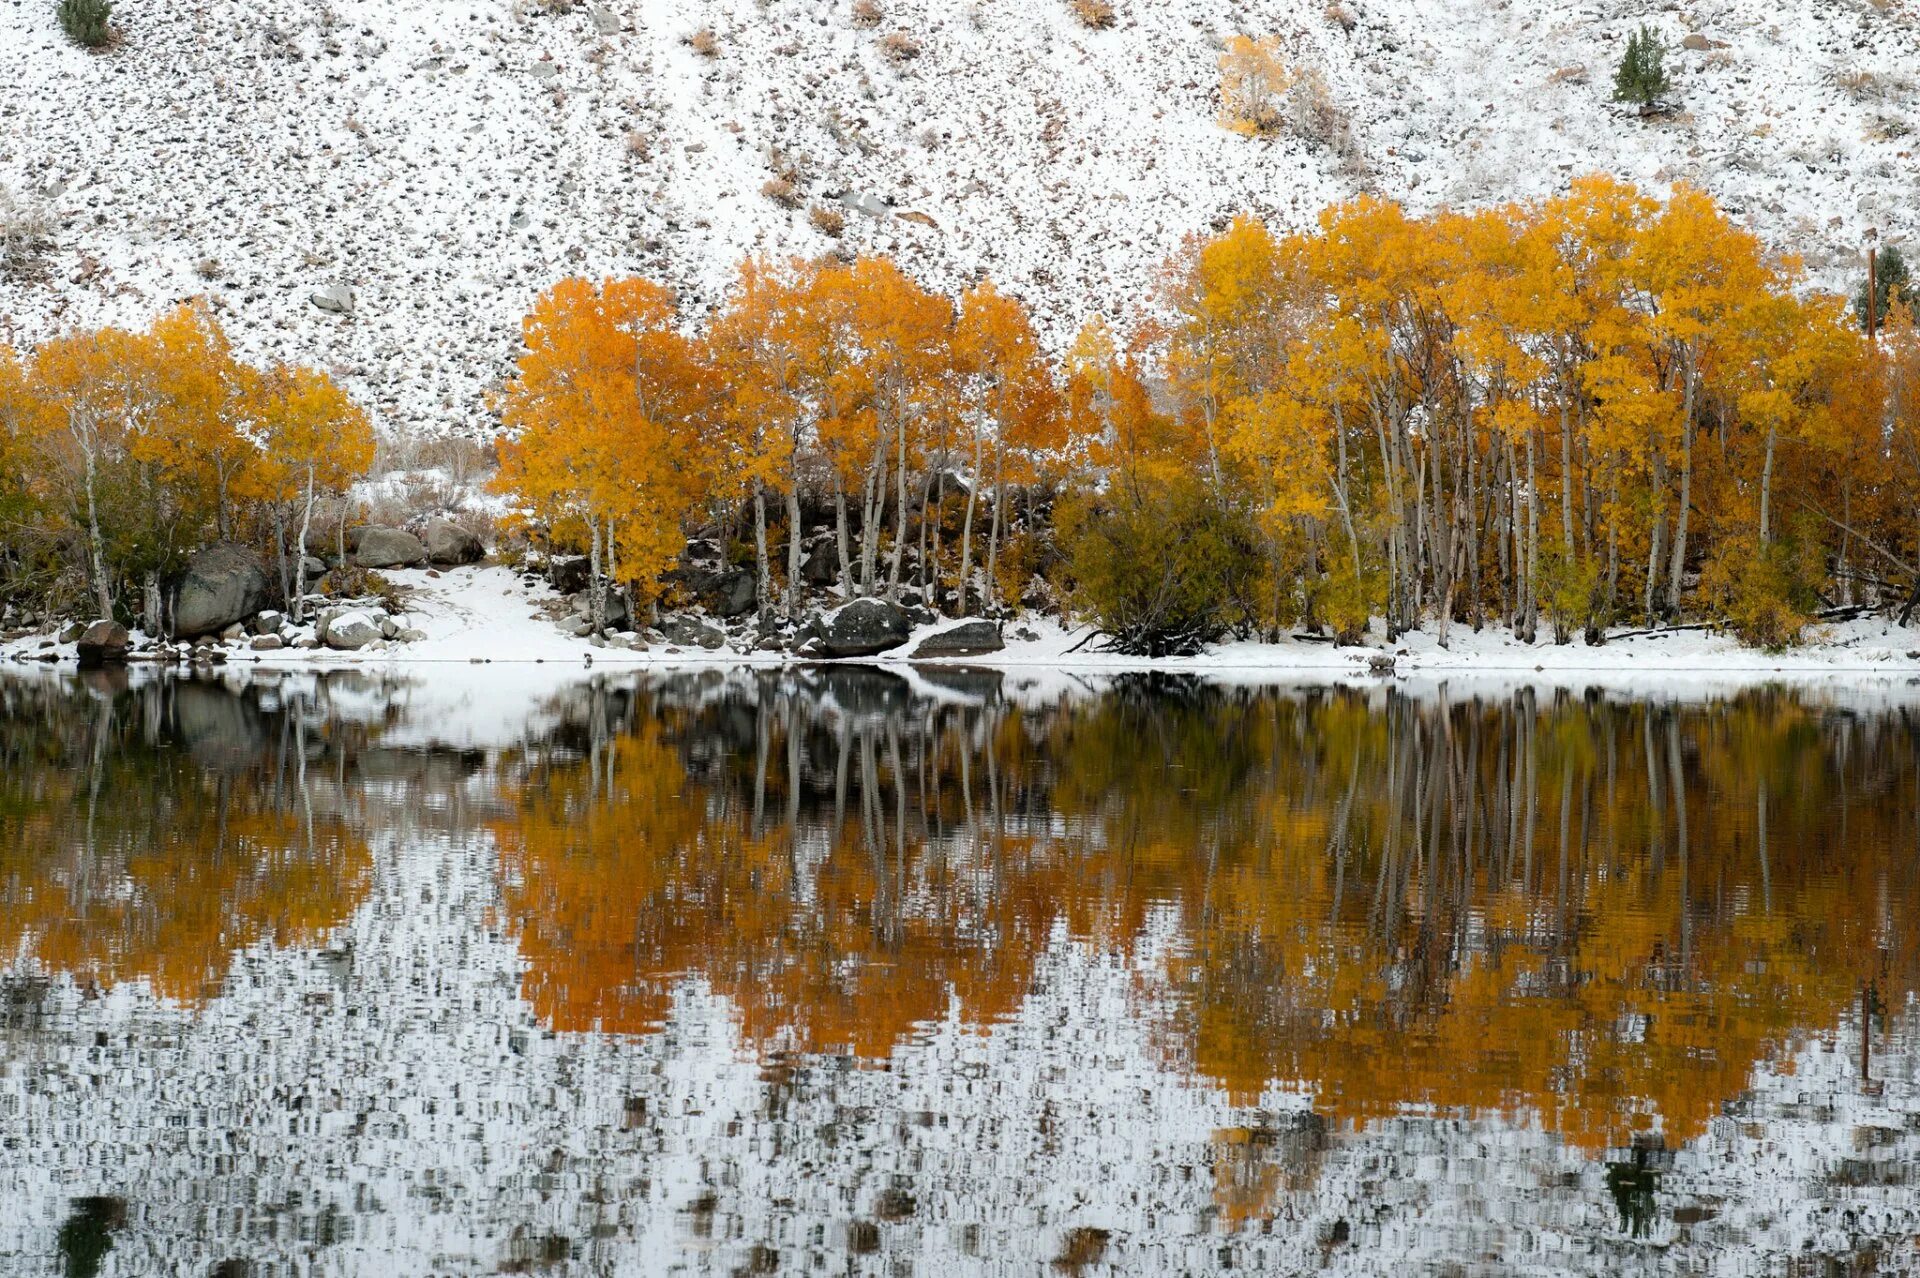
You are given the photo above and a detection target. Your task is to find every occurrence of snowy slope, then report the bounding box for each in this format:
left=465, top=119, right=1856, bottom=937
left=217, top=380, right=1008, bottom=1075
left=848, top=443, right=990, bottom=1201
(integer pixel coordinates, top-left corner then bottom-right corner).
left=0, top=0, right=1913, bottom=435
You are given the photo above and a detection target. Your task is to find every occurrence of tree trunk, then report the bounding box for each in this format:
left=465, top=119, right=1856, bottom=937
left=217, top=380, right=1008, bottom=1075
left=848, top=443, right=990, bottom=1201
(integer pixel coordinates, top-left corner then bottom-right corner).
left=753, top=481, right=771, bottom=620
left=785, top=486, right=804, bottom=618
left=834, top=478, right=853, bottom=599
left=587, top=514, right=605, bottom=635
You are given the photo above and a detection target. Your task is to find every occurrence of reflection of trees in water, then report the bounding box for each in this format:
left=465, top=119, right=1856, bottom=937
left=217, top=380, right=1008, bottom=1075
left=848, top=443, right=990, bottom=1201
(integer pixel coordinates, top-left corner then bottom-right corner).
left=493, top=672, right=1920, bottom=1192
left=0, top=673, right=377, bottom=1002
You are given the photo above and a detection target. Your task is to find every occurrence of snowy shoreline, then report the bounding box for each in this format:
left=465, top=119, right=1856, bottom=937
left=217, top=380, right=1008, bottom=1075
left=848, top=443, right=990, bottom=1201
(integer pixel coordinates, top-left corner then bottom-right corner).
left=7, top=563, right=1920, bottom=687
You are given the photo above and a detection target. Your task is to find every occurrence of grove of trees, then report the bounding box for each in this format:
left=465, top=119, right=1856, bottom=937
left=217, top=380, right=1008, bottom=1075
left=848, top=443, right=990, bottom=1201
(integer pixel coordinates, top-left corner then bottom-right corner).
left=495, top=176, right=1920, bottom=652
left=0, top=302, right=374, bottom=633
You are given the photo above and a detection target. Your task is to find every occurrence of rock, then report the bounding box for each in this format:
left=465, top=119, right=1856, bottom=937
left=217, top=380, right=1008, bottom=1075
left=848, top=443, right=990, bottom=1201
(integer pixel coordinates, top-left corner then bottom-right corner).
left=353, top=527, right=428, bottom=568
left=301, top=555, right=327, bottom=581
left=659, top=616, right=725, bottom=650
left=1681, top=32, right=1712, bottom=50
left=76, top=620, right=129, bottom=669
left=529, top=61, right=559, bottom=81
left=323, top=610, right=382, bottom=651
left=396, top=628, right=427, bottom=643
left=754, top=635, right=787, bottom=652
left=589, top=3, right=620, bottom=34
left=56, top=622, right=84, bottom=644
left=909, top=619, right=1004, bottom=659
left=220, top=622, right=248, bottom=642
left=310, top=284, right=354, bottom=314
left=1367, top=653, right=1397, bottom=675
left=172, top=544, right=273, bottom=638
left=807, top=598, right=913, bottom=658
left=250, top=634, right=285, bottom=651
left=548, top=555, right=591, bottom=594
left=681, top=538, right=721, bottom=562
left=422, top=518, right=484, bottom=566
left=801, top=535, right=841, bottom=586
left=703, top=569, right=757, bottom=619
left=250, top=610, right=284, bottom=635
left=559, top=615, right=595, bottom=638
left=378, top=616, right=399, bottom=639
left=568, top=586, right=631, bottom=630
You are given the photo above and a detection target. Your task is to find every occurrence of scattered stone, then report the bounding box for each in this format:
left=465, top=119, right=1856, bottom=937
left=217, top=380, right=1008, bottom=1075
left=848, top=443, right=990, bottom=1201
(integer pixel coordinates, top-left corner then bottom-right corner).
left=590, top=4, right=620, bottom=34
left=57, top=622, right=84, bottom=644
left=378, top=615, right=399, bottom=639
left=422, top=518, right=484, bottom=565
left=909, top=619, right=1004, bottom=659
left=251, top=610, right=285, bottom=635
left=250, top=634, right=285, bottom=651
left=559, top=615, right=595, bottom=638
left=354, top=527, right=428, bottom=568
left=220, top=622, right=248, bottom=642
left=76, top=620, right=129, bottom=668
left=172, top=543, right=273, bottom=638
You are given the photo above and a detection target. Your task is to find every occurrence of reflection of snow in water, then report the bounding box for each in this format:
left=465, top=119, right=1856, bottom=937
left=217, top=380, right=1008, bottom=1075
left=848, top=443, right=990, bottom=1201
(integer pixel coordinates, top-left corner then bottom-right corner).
left=3, top=667, right=1920, bottom=1276
left=0, top=818, right=1915, bottom=1276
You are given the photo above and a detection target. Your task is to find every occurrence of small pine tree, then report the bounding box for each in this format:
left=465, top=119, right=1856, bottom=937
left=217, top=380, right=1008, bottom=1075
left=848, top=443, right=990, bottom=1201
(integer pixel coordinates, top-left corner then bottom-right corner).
left=1856, top=245, right=1913, bottom=330
left=1612, top=25, right=1669, bottom=106
left=57, top=0, right=112, bottom=46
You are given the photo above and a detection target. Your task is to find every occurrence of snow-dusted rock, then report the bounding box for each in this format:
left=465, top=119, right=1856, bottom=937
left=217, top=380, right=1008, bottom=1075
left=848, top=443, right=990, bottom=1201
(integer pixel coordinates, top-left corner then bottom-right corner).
left=807, top=598, right=913, bottom=658
left=322, top=610, right=382, bottom=650
left=309, top=284, right=353, bottom=315
left=659, top=616, right=725, bottom=650
left=909, top=619, right=1004, bottom=659
left=76, top=620, right=129, bottom=668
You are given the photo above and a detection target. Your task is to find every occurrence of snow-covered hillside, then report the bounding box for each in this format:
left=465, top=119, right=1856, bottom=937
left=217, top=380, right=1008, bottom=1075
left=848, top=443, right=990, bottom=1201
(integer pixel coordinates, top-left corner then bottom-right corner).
left=0, top=0, right=1913, bottom=435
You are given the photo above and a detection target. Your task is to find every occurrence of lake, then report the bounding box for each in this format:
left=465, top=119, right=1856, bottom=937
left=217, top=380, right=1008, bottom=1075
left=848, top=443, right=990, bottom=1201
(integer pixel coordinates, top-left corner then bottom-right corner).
left=0, top=666, right=1916, bottom=1276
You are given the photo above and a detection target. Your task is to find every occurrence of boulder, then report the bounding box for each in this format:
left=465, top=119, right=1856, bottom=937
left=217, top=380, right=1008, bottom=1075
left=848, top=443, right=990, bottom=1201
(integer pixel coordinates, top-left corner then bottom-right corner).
left=909, top=619, right=1004, bottom=659
left=589, top=3, right=620, bottom=33
left=250, top=634, right=285, bottom=651
left=76, top=620, right=129, bottom=669
left=172, top=544, right=273, bottom=639
left=703, top=569, right=757, bottom=619
left=800, top=535, right=841, bottom=586
left=301, top=555, right=327, bottom=581
left=220, top=623, right=248, bottom=642
left=423, top=518, right=484, bottom=566
left=568, top=586, right=631, bottom=630
left=548, top=555, right=591, bottom=594
left=807, top=598, right=913, bottom=658
left=310, top=284, right=354, bottom=315
left=323, top=610, right=382, bottom=651
left=353, top=527, right=427, bottom=569
left=56, top=622, right=85, bottom=644
left=659, top=616, right=726, bottom=650
left=250, top=610, right=285, bottom=636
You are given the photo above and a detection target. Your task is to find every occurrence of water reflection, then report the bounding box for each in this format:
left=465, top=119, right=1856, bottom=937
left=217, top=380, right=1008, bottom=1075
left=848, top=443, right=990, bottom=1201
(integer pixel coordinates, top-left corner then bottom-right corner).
left=0, top=667, right=1917, bottom=1275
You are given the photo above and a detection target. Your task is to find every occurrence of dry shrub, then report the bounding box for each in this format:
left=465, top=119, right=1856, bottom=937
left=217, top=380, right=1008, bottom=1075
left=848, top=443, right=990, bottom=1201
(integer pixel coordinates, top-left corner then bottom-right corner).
left=0, top=187, right=52, bottom=282
left=761, top=176, right=800, bottom=208
left=809, top=205, right=846, bottom=238
left=1323, top=0, right=1355, bottom=31
left=686, top=26, right=718, bottom=57
left=1069, top=0, right=1116, bottom=29
left=625, top=129, right=650, bottom=159
left=877, top=30, right=920, bottom=62
left=851, top=0, right=883, bottom=26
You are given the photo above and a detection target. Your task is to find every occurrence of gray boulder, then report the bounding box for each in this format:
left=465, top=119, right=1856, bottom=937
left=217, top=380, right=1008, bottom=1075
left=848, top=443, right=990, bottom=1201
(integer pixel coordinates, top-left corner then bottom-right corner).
left=353, top=527, right=427, bottom=569
left=323, top=610, right=382, bottom=651
left=909, top=619, right=1004, bottom=659
left=423, top=518, right=484, bottom=566
left=590, top=4, right=620, bottom=33
left=800, top=534, right=841, bottom=586
left=568, top=586, right=631, bottom=630
left=76, top=620, right=129, bottom=669
left=704, top=569, right=757, bottom=619
left=659, top=616, right=726, bottom=650
left=310, top=284, right=354, bottom=315
left=808, top=598, right=913, bottom=658
left=250, top=610, right=285, bottom=636
left=250, top=634, right=285, bottom=652
left=172, top=544, right=273, bottom=638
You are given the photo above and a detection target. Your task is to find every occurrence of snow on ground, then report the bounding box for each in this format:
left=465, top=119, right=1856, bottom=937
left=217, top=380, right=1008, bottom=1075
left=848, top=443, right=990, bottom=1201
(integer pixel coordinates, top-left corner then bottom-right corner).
left=0, top=0, right=1912, bottom=435
left=10, top=561, right=1920, bottom=684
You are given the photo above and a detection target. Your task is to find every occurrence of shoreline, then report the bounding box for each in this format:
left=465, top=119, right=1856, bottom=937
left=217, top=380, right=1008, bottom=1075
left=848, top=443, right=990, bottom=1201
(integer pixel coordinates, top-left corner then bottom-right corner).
left=7, top=563, right=1920, bottom=686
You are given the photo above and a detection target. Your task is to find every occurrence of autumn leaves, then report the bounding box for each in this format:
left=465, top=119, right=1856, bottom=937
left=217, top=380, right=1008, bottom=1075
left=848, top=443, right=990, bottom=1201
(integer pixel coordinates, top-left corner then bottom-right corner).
left=499, top=175, right=1909, bottom=651
left=493, top=255, right=1066, bottom=625
left=0, top=303, right=372, bottom=629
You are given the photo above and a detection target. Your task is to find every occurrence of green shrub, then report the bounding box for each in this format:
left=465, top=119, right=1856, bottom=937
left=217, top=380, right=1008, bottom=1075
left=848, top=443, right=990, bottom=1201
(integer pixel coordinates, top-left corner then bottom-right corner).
left=57, top=0, right=112, bottom=47
left=1317, top=564, right=1372, bottom=646
left=1612, top=25, right=1668, bottom=106
left=1538, top=548, right=1600, bottom=645
left=1856, top=245, right=1912, bottom=331
left=1059, top=480, right=1267, bottom=656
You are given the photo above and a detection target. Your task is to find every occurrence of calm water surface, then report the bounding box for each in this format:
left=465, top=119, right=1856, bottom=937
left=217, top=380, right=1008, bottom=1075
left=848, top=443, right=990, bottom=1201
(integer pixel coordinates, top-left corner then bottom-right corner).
left=1, top=666, right=1918, bottom=1276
